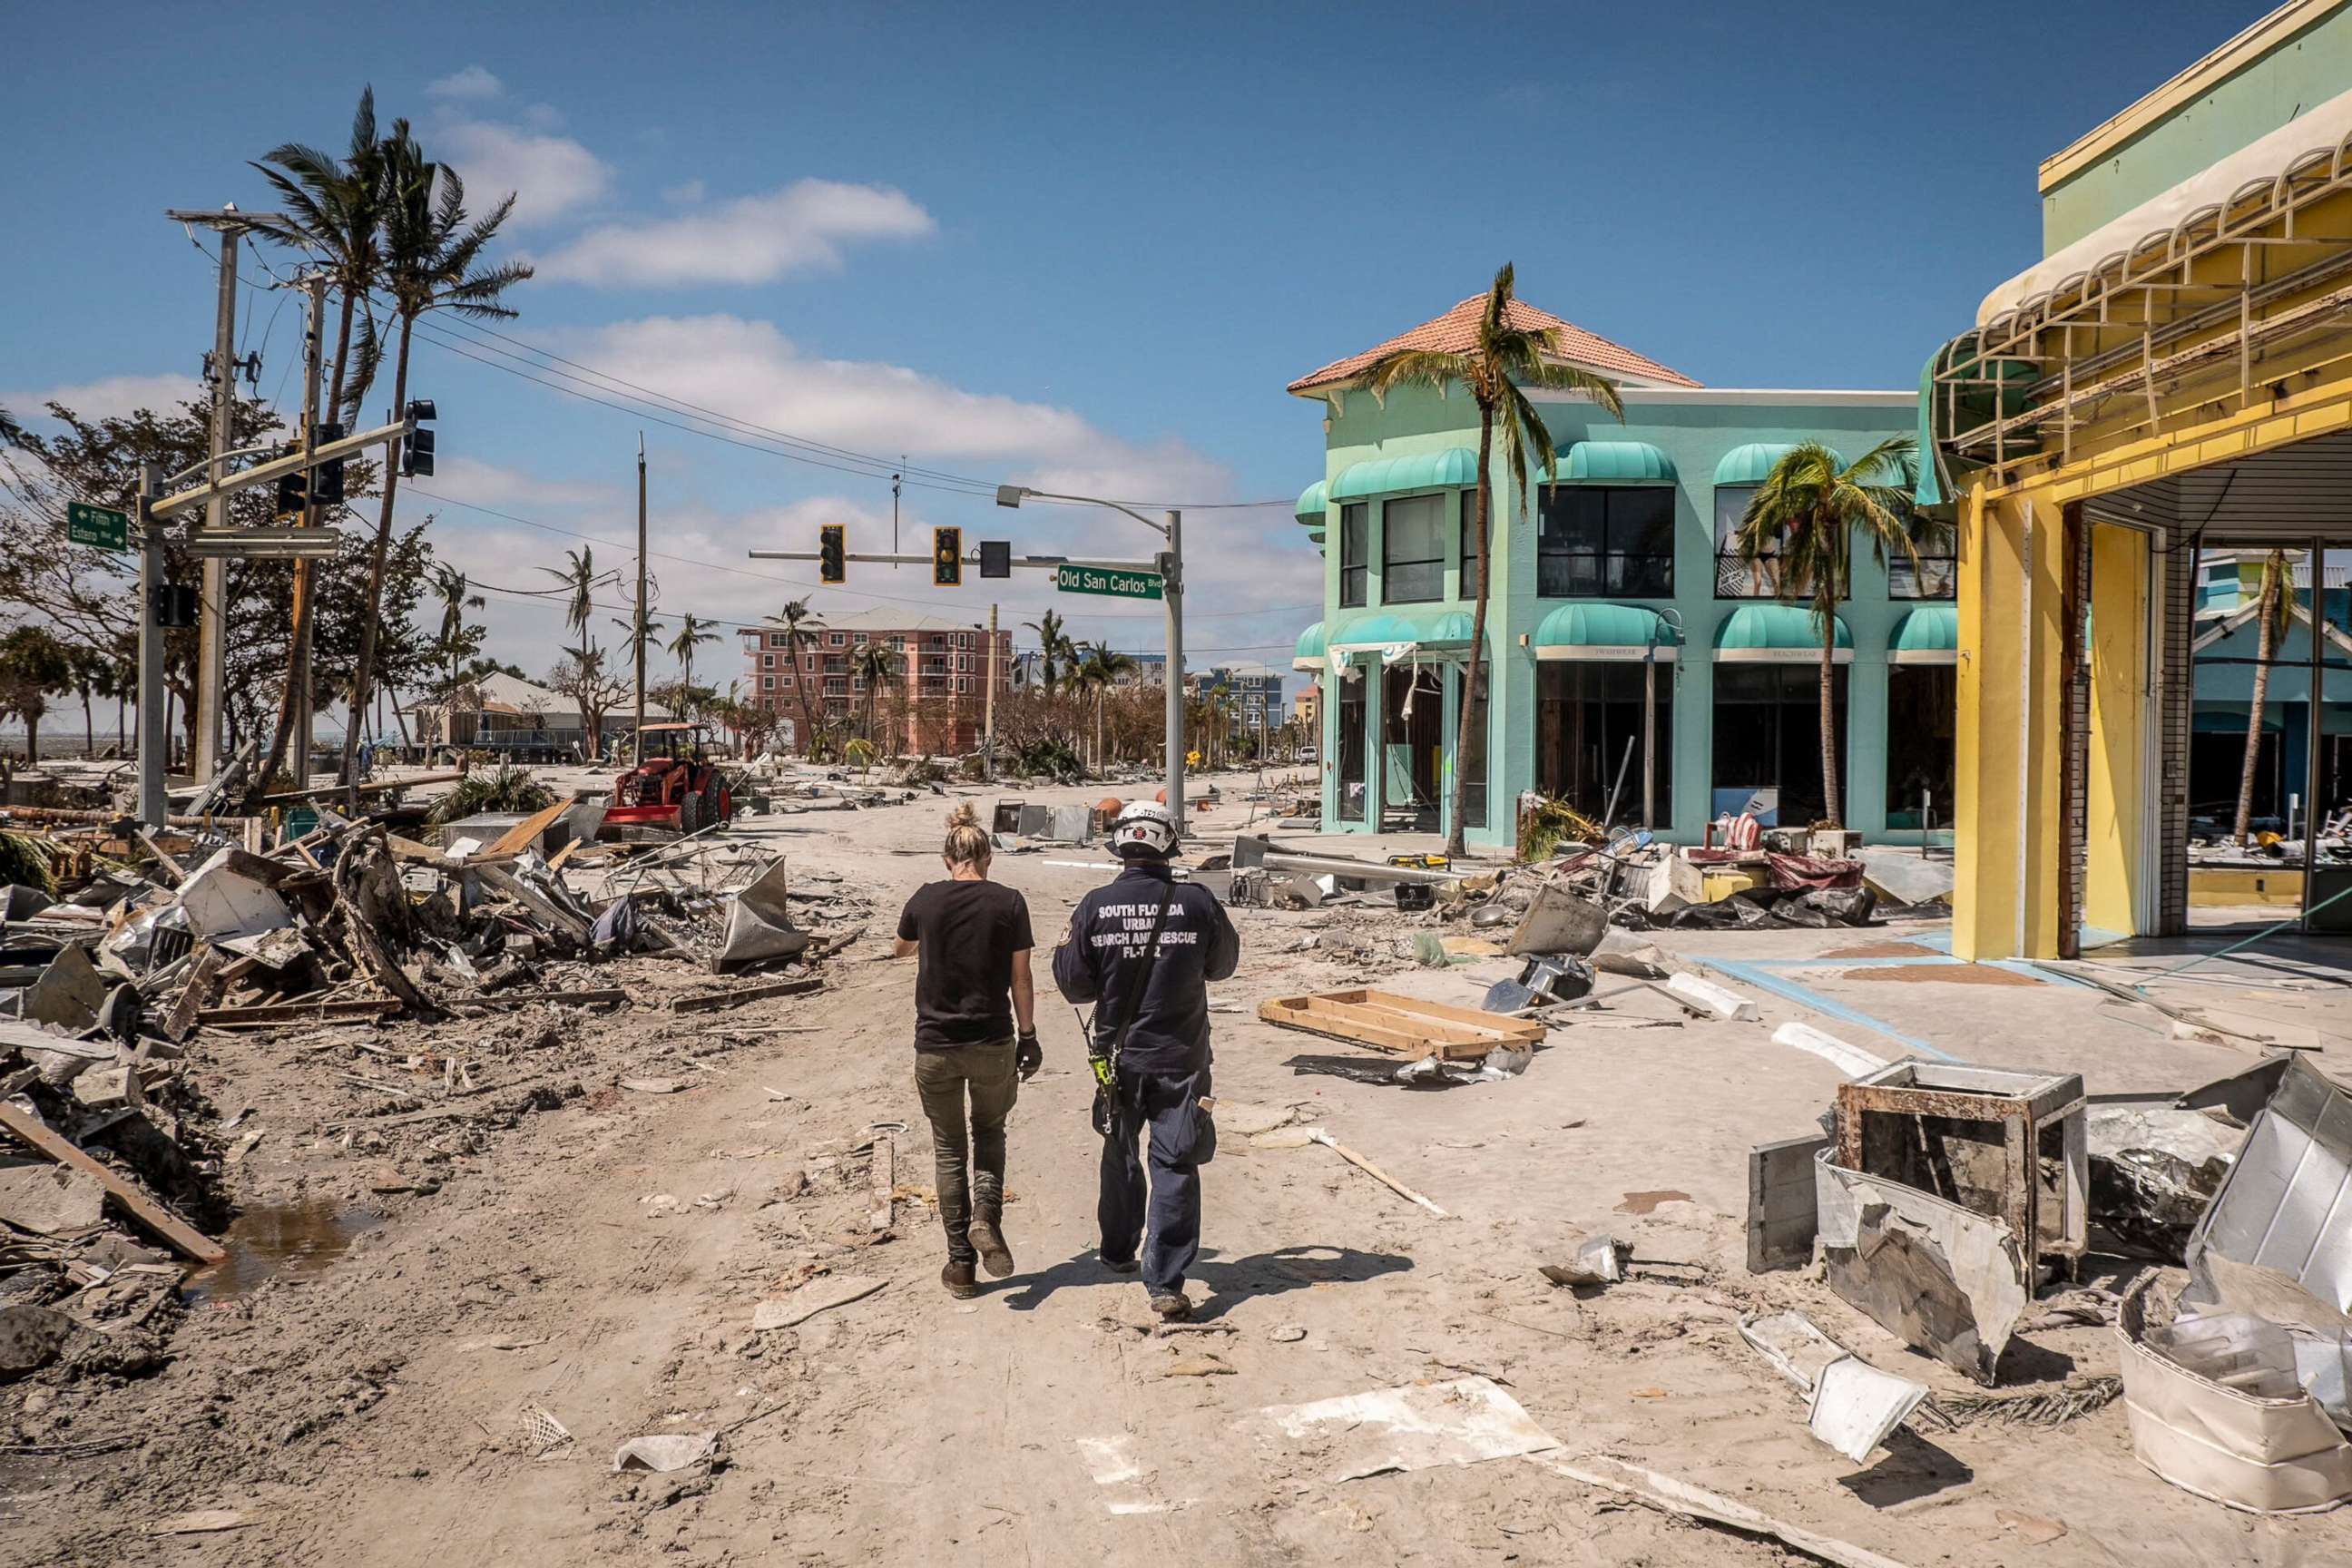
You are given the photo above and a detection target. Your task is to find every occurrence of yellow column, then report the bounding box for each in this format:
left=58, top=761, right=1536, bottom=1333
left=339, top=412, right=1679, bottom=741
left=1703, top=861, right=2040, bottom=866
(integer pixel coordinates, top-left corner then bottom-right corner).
left=1954, top=485, right=2066, bottom=960
left=2082, top=523, right=2150, bottom=939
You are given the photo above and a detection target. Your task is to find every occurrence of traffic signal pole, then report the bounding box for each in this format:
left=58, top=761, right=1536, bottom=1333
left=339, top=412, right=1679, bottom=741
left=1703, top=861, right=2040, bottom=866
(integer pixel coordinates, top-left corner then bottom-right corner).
left=287, top=276, right=328, bottom=788
left=195, top=227, right=238, bottom=783
left=134, top=467, right=165, bottom=828
left=1163, top=508, right=1185, bottom=836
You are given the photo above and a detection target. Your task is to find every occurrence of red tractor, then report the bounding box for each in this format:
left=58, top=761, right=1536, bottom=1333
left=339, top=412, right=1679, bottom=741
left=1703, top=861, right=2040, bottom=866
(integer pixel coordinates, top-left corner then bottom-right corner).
left=607, top=722, right=734, bottom=835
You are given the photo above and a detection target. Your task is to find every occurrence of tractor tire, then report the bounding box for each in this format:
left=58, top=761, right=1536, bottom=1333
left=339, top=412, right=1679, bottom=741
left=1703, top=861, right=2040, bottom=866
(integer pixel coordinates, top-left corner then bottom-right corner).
left=703, top=779, right=729, bottom=826
left=678, top=789, right=705, bottom=837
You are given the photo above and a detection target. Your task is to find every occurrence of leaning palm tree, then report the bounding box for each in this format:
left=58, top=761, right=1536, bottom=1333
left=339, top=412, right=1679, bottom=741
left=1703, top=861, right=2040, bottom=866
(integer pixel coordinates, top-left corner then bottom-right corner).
left=1363, top=262, right=1626, bottom=857
left=544, top=546, right=602, bottom=662
left=667, top=612, right=720, bottom=696
left=0, top=406, right=26, bottom=449
left=1734, top=437, right=1923, bottom=829
left=2232, top=549, right=2298, bottom=844
left=1024, top=608, right=1074, bottom=693
left=776, top=598, right=826, bottom=758
left=338, top=123, right=532, bottom=789
left=852, top=642, right=901, bottom=751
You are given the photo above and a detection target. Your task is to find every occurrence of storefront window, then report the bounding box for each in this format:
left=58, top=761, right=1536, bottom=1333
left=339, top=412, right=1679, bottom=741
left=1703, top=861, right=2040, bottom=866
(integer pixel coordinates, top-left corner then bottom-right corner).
left=1338, top=676, right=1367, bottom=820
left=1540, top=487, right=1675, bottom=597
left=1537, top=662, right=1673, bottom=826
left=1382, top=495, right=1446, bottom=603
left=1888, top=527, right=1958, bottom=600
left=1458, top=662, right=1489, bottom=829
left=1458, top=487, right=1484, bottom=581
left=1885, top=665, right=1956, bottom=828
left=1711, top=663, right=1847, bottom=826
left=1340, top=504, right=1367, bottom=608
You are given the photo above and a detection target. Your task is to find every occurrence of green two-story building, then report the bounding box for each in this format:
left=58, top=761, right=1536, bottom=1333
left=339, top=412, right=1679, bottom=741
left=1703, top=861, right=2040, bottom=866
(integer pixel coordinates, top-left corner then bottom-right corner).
left=1289, top=293, right=1955, bottom=850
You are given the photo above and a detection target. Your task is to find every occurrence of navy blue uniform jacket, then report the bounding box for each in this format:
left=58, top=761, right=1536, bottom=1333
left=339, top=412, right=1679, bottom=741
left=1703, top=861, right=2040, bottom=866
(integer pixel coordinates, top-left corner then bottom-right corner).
left=1052, top=862, right=1240, bottom=1076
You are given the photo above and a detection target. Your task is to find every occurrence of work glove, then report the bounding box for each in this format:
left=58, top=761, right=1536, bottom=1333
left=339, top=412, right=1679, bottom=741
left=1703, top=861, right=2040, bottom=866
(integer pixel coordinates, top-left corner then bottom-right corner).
left=1015, top=1030, right=1044, bottom=1081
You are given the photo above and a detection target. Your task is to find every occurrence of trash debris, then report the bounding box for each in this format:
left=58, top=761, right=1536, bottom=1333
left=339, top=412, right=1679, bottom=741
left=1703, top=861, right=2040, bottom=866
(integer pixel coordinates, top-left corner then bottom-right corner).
left=1539, top=1231, right=1626, bottom=1288
left=1934, top=1374, right=2122, bottom=1429
left=1771, top=1022, right=1888, bottom=1078
left=2185, top=1055, right=2352, bottom=1318
left=1815, top=1152, right=2029, bottom=1384
left=2118, top=1273, right=2352, bottom=1514
left=1835, top=1061, right=2087, bottom=1275
left=1663, top=972, right=1759, bottom=1022
left=2087, top=1102, right=2247, bottom=1259
left=1250, top=1377, right=1557, bottom=1483
left=613, top=1431, right=720, bottom=1472
left=714, top=856, right=810, bottom=974
left=1504, top=883, right=1606, bottom=956
left=516, top=1404, right=573, bottom=1456
left=1302, top=1128, right=1446, bottom=1216
left=1534, top=1453, right=1916, bottom=1568
left=752, top=1273, right=887, bottom=1329
left=1747, top=1133, right=1831, bottom=1273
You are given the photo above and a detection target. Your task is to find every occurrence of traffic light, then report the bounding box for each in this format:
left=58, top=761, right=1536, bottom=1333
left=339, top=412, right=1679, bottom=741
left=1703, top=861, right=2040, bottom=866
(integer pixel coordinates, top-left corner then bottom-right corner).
left=401, top=399, right=436, bottom=478
left=979, top=539, right=1011, bottom=579
left=313, top=422, right=346, bottom=505
left=272, top=441, right=307, bottom=516
left=150, top=583, right=199, bottom=629
left=819, top=524, right=846, bottom=584
left=933, top=525, right=962, bottom=587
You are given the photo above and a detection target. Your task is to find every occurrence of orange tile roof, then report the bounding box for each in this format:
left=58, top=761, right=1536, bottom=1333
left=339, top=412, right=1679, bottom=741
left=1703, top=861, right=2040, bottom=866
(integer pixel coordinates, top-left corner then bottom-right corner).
left=1287, top=294, right=1700, bottom=395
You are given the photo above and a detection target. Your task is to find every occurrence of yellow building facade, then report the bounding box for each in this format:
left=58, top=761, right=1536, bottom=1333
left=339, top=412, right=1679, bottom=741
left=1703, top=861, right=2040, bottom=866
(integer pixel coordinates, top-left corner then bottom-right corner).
left=1936, top=0, right=2352, bottom=957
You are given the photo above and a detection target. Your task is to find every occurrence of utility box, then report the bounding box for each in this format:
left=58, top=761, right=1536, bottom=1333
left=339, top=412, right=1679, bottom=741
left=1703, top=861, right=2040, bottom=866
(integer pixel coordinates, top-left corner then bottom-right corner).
left=1836, top=1060, right=2088, bottom=1271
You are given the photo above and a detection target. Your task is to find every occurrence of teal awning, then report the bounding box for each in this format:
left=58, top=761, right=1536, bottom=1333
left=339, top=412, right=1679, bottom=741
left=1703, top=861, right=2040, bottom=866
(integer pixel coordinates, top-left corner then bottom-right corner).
left=1296, top=478, right=1327, bottom=528
left=1330, top=447, right=1478, bottom=501
left=1328, top=606, right=1477, bottom=652
left=1533, top=603, right=1681, bottom=662
left=1292, top=621, right=1327, bottom=671
left=1714, top=603, right=1852, bottom=662
left=1713, top=442, right=1846, bottom=487
left=1544, top=440, right=1676, bottom=484
left=1888, top=604, right=1959, bottom=663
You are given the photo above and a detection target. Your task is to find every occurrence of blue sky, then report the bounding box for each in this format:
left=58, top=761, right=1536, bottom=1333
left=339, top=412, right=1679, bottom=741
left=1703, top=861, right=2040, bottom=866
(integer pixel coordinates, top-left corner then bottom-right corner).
left=0, top=1, right=2269, bottom=691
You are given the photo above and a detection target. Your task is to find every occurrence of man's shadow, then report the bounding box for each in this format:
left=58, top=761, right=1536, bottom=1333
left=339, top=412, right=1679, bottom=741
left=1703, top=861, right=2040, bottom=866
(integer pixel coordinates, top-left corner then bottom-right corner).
left=999, top=1244, right=1411, bottom=1316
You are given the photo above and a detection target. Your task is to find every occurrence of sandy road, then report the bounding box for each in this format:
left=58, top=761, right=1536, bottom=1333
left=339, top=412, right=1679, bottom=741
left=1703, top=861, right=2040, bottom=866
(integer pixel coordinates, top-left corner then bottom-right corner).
left=9, top=777, right=2347, bottom=1566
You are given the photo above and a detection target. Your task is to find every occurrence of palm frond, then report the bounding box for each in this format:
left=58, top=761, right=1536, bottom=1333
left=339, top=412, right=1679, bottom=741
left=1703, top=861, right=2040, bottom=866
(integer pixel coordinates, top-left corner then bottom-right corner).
left=1514, top=358, right=1626, bottom=421
left=1365, top=349, right=1474, bottom=403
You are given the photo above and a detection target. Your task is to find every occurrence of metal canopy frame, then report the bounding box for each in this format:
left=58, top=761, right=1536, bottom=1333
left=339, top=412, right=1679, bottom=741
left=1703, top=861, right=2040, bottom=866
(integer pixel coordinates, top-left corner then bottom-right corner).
left=1930, top=122, right=2352, bottom=492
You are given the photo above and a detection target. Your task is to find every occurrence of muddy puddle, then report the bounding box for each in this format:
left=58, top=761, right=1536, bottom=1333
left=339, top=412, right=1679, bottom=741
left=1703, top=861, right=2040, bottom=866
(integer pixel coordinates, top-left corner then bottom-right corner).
left=182, top=1199, right=383, bottom=1303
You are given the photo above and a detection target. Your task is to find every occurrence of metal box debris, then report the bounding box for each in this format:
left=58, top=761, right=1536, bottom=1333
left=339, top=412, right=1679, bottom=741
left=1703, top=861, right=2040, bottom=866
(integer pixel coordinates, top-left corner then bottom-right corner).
left=2186, top=1055, right=2352, bottom=1317
left=1815, top=1150, right=2030, bottom=1384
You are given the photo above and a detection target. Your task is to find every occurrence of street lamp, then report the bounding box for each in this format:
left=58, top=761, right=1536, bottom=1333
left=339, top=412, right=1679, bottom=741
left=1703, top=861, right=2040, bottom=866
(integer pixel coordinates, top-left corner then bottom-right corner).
left=996, top=485, right=1187, bottom=838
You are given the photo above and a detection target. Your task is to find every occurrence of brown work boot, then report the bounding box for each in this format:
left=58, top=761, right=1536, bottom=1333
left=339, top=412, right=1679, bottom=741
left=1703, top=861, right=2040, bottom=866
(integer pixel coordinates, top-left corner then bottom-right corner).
left=969, top=1211, right=1014, bottom=1279
left=941, top=1259, right=978, bottom=1298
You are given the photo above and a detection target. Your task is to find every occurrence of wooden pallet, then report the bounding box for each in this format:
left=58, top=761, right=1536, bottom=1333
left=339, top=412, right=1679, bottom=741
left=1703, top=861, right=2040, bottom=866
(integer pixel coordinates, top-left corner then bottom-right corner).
left=1258, top=989, right=1544, bottom=1061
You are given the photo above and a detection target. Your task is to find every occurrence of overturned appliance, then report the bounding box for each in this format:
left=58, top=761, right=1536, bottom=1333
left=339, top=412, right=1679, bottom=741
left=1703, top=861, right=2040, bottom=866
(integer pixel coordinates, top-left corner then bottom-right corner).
left=1815, top=1152, right=2030, bottom=1385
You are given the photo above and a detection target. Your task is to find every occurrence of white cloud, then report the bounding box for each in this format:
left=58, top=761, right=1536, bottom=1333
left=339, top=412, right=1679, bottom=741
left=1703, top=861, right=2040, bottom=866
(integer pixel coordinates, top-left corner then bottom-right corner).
left=427, top=65, right=503, bottom=101
left=437, top=118, right=612, bottom=230
left=6, top=373, right=206, bottom=425
left=532, top=180, right=934, bottom=287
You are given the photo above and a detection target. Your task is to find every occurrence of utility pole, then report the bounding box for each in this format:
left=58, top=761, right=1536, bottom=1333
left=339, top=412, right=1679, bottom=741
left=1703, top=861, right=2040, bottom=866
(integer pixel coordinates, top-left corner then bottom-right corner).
left=985, top=603, right=998, bottom=780
left=1163, top=509, right=1186, bottom=837
left=891, top=461, right=902, bottom=570
left=285, top=275, right=328, bottom=786
left=196, top=228, right=239, bottom=783
left=134, top=466, right=165, bottom=826
left=633, top=432, right=647, bottom=750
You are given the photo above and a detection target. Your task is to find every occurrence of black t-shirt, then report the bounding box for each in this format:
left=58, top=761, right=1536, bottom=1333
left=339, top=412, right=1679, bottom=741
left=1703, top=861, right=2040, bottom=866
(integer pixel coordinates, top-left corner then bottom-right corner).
left=897, top=878, right=1034, bottom=1049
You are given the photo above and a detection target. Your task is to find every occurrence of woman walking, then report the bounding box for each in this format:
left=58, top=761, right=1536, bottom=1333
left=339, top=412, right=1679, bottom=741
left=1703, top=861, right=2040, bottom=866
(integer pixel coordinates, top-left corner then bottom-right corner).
left=893, top=804, right=1043, bottom=1297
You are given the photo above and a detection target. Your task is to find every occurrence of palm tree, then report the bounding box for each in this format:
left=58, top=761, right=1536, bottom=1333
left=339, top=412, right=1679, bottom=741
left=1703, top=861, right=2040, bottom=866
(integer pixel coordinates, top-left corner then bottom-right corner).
left=1363, top=262, right=1626, bottom=857
left=776, top=599, right=825, bottom=758
left=1024, top=608, right=1075, bottom=693
left=852, top=642, right=901, bottom=752
left=1073, top=642, right=1138, bottom=770
left=1733, top=437, right=1922, bottom=829
left=0, top=406, right=26, bottom=449
left=667, top=612, right=720, bottom=696
left=431, top=564, right=485, bottom=692
left=544, top=546, right=602, bottom=662
left=251, top=87, right=388, bottom=426
left=338, top=122, right=532, bottom=788
left=2232, top=550, right=2298, bottom=843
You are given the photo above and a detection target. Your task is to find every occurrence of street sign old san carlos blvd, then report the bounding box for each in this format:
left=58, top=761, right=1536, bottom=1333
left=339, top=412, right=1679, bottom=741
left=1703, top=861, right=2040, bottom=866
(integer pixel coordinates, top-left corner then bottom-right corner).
left=1054, top=563, right=1161, bottom=600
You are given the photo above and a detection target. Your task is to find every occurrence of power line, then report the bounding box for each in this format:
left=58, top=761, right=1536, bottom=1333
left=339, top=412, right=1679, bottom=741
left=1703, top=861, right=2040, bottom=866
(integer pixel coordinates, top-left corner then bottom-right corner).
left=404, top=485, right=1318, bottom=621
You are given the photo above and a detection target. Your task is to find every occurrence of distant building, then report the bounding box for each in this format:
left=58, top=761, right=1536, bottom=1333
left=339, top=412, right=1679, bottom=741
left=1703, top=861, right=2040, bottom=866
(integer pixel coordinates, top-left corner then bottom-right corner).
left=1293, top=684, right=1320, bottom=731
left=741, top=607, right=1012, bottom=753
left=405, top=671, right=673, bottom=760
left=1196, top=665, right=1284, bottom=727
left=1011, top=648, right=1167, bottom=690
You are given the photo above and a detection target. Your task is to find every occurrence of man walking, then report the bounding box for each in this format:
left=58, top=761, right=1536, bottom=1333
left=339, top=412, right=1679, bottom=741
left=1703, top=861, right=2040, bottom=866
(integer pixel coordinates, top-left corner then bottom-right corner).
left=1054, top=800, right=1239, bottom=1319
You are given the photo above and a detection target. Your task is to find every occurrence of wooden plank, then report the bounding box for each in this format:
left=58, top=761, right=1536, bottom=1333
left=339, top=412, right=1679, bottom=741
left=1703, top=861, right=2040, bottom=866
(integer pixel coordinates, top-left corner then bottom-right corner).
left=162, top=948, right=230, bottom=1044
left=255, top=770, right=465, bottom=807
left=1298, top=995, right=1494, bottom=1048
left=484, top=796, right=574, bottom=859
left=545, top=838, right=584, bottom=871
left=471, top=987, right=628, bottom=1010
left=670, top=976, right=825, bottom=1014
left=198, top=999, right=400, bottom=1026
left=0, top=1102, right=222, bottom=1264
left=1259, top=989, right=1541, bottom=1061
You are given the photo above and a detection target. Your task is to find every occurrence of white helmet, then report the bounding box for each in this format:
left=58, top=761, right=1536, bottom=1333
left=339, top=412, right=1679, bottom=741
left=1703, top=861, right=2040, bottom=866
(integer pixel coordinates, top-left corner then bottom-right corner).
left=1112, top=799, right=1177, bottom=859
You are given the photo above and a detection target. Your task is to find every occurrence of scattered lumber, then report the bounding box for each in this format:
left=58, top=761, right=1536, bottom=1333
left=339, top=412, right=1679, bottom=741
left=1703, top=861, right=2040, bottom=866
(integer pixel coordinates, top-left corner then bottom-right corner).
left=670, top=976, right=825, bottom=1014
left=1258, top=989, right=1544, bottom=1061
left=0, top=1102, right=222, bottom=1263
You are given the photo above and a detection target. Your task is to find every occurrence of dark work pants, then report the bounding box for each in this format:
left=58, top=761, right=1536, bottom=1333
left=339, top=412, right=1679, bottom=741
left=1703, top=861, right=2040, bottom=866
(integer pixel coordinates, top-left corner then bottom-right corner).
left=914, top=1038, right=1018, bottom=1268
left=1098, top=1066, right=1209, bottom=1295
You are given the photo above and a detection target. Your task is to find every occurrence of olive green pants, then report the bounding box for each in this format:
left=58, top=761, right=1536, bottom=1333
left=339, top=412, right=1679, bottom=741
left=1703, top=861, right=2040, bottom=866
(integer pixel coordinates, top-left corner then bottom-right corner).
left=913, top=1038, right=1018, bottom=1266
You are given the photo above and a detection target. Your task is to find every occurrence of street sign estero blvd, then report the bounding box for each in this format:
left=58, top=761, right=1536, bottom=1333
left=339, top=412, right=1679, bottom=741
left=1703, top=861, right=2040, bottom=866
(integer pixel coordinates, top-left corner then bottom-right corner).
left=66, top=501, right=130, bottom=553
left=1055, top=563, right=1162, bottom=600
